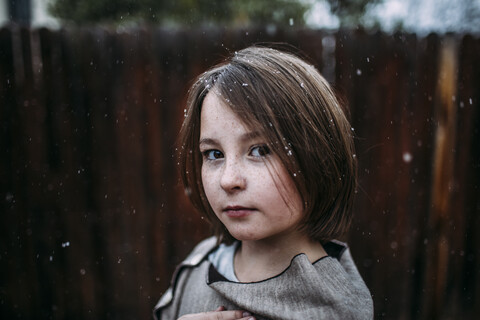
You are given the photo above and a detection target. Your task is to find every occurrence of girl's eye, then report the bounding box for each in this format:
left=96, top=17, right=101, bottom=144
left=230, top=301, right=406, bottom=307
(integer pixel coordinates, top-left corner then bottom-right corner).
left=250, top=145, right=270, bottom=157
left=203, top=150, right=224, bottom=160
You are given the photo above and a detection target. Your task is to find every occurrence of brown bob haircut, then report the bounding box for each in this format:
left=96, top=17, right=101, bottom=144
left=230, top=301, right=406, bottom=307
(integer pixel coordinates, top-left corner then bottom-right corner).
left=178, top=45, right=357, bottom=244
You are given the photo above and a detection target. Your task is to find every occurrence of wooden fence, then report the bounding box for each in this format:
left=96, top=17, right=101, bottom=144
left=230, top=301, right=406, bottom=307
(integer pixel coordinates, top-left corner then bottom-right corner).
left=0, top=26, right=479, bottom=319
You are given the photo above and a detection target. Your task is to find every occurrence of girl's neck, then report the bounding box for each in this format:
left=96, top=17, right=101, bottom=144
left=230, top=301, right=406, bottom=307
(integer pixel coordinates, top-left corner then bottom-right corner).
left=234, top=233, right=326, bottom=282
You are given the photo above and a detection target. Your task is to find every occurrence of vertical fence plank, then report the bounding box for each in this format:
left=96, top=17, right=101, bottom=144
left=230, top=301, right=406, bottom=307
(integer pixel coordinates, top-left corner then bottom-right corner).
left=0, top=26, right=21, bottom=319
left=405, top=33, right=439, bottom=319
left=424, top=36, right=458, bottom=319
left=454, top=35, right=480, bottom=318
left=15, top=26, right=50, bottom=320
left=73, top=28, right=118, bottom=319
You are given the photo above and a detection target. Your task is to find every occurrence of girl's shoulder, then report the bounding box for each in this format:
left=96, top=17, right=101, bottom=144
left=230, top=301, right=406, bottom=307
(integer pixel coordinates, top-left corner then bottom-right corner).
left=153, top=237, right=219, bottom=319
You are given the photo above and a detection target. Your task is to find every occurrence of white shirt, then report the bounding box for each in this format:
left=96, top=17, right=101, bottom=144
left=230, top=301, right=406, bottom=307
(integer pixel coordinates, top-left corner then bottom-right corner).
left=207, top=241, right=240, bottom=282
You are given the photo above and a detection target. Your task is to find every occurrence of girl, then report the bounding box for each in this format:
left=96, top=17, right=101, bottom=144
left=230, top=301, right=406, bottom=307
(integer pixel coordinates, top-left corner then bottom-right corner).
left=154, top=46, right=373, bottom=320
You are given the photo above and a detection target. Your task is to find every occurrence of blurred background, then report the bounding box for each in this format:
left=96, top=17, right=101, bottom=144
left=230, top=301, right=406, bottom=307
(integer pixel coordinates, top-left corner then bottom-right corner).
left=0, top=0, right=479, bottom=319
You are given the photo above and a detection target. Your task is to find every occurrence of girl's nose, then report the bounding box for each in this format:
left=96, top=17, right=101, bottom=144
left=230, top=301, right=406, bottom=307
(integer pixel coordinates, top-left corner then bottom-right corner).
left=220, top=159, right=246, bottom=192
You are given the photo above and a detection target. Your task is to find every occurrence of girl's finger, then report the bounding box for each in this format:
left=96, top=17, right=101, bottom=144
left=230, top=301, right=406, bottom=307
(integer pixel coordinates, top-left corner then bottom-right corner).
left=179, top=310, right=255, bottom=320
left=212, top=310, right=253, bottom=320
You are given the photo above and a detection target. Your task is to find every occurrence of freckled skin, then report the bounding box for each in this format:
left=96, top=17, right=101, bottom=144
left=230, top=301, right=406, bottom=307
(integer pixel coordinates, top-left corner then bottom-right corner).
left=199, top=92, right=304, bottom=243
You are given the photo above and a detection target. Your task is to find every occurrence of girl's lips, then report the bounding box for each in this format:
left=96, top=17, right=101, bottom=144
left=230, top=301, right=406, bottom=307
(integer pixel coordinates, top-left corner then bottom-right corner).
left=223, top=206, right=255, bottom=218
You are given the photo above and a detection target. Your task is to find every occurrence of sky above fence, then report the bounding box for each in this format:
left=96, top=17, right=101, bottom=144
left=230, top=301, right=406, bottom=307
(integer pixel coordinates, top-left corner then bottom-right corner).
left=306, top=0, right=480, bottom=33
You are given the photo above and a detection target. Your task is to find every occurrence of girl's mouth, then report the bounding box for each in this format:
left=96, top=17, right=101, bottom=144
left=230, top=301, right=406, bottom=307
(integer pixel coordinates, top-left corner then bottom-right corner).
left=223, top=206, right=255, bottom=218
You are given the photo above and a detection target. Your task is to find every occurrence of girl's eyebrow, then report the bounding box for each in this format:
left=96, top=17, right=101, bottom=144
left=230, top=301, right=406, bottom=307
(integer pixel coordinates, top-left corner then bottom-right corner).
left=198, top=137, right=218, bottom=148
left=199, top=131, right=262, bottom=148
left=242, top=131, right=262, bottom=142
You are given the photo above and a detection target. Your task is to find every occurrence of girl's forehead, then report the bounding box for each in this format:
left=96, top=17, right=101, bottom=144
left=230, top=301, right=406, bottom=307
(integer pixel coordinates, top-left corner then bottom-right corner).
left=201, top=91, right=250, bottom=124
left=200, top=93, right=257, bottom=137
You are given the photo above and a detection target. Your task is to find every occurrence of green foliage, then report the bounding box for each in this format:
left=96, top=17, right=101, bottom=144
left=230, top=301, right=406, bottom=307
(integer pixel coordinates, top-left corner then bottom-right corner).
left=49, top=0, right=384, bottom=28
left=49, top=0, right=143, bottom=23
left=48, top=0, right=310, bottom=27
left=325, top=0, right=383, bottom=27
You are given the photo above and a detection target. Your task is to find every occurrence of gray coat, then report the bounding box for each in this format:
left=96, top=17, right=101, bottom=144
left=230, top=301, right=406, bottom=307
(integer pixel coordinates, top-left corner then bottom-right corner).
left=153, top=237, right=373, bottom=320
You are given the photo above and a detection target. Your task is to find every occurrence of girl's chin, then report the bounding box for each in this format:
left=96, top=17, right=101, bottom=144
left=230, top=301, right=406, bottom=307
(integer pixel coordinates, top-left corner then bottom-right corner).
left=226, top=229, right=264, bottom=242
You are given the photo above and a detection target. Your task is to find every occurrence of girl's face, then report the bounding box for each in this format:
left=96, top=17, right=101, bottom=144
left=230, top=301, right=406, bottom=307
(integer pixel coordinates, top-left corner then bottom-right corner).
left=199, top=92, right=304, bottom=243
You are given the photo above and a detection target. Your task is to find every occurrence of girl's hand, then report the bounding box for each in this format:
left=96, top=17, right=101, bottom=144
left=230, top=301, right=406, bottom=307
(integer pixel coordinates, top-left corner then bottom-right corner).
left=178, top=306, right=255, bottom=320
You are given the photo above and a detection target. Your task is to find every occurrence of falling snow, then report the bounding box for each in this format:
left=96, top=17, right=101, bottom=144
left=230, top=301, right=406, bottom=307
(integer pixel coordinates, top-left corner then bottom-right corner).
left=403, top=152, right=413, bottom=163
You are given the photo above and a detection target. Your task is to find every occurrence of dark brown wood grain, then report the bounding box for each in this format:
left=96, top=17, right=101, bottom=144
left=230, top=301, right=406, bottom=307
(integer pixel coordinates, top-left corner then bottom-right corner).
left=0, top=26, right=478, bottom=320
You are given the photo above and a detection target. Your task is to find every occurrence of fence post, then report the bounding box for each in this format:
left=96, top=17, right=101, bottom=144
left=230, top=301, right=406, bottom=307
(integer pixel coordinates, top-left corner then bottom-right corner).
left=425, top=36, right=458, bottom=319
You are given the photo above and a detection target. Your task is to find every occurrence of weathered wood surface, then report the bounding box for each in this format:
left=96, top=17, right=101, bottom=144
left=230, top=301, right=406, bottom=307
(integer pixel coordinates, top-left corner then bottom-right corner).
left=0, top=26, right=479, bottom=319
